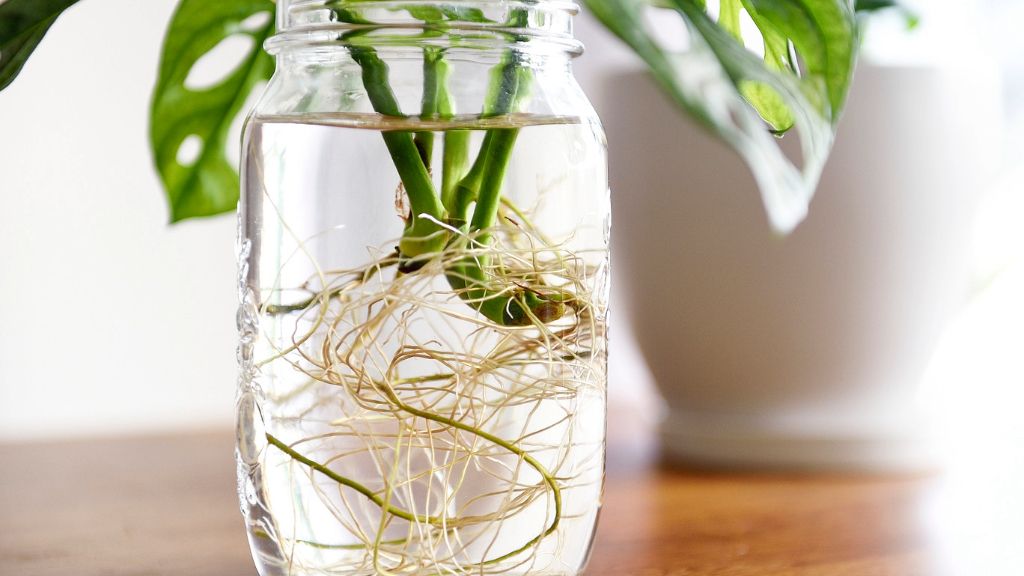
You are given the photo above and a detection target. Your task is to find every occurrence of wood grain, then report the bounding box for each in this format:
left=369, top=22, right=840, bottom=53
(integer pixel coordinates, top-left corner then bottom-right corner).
left=0, top=430, right=1012, bottom=576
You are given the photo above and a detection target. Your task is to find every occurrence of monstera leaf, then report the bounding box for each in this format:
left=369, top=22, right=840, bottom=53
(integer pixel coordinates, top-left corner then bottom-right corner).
left=149, top=0, right=275, bottom=222
left=584, top=0, right=860, bottom=232
left=0, top=0, right=82, bottom=90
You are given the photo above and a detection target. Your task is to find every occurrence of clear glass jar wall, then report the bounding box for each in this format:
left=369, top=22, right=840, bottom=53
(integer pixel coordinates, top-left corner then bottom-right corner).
left=236, top=3, right=609, bottom=575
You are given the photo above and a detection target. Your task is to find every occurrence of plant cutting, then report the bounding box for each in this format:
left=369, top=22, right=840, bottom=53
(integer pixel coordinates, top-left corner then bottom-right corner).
left=1, top=0, right=899, bottom=574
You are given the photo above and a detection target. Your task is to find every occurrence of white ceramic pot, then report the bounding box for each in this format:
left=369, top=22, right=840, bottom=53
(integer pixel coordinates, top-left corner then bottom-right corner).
left=603, top=61, right=1001, bottom=470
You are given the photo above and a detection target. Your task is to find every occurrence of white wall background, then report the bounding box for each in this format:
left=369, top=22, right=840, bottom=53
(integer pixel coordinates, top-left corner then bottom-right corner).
left=0, top=1, right=655, bottom=440
left=0, top=1, right=239, bottom=439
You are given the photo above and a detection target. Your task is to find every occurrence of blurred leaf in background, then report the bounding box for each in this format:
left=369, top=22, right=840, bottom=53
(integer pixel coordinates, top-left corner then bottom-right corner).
left=584, top=0, right=861, bottom=232
left=0, top=0, right=82, bottom=90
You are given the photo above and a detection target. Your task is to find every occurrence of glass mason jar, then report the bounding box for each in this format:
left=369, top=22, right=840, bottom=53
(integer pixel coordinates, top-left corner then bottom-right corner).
left=236, top=2, right=609, bottom=575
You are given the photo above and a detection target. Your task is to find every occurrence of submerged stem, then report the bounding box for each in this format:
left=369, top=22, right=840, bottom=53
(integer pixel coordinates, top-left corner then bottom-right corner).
left=348, top=46, right=447, bottom=261
left=414, top=47, right=445, bottom=165
left=444, top=48, right=564, bottom=326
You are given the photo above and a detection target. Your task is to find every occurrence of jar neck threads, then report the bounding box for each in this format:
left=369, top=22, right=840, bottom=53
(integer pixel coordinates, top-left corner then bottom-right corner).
left=268, top=1, right=583, bottom=57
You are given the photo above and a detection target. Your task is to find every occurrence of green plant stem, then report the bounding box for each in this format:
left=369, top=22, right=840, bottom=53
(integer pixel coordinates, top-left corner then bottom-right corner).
left=447, top=61, right=524, bottom=227
left=339, top=13, right=563, bottom=327
left=442, top=42, right=569, bottom=326
left=447, top=8, right=530, bottom=228
left=446, top=261, right=560, bottom=327
left=348, top=46, right=446, bottom=259
left=434, top=46, right=472, bottom=215
left=414, top=47, right=444, bottom=165
left=266, top=433, right=436, bottom=525
left=469, top=128, right=518, bottom=247
left=449, top=149, right=484, bottom=226
left=441, top=129, right=471, bottom=212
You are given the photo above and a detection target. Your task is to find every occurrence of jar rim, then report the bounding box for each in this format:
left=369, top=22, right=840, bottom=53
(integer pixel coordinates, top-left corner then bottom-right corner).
left=282, top=0, right=581, bottom=14
left=270, top=0, right=583, bottom=56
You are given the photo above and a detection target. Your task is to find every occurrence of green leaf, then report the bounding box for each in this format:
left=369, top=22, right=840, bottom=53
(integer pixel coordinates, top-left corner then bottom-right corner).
left=740, top=81, right=795, bottom=133
left=744, top=0, right=856, bottom=118
left=436, top=6, right=491, bottom=23
left=405, top=5, right=447, bottom=21
left=854, top=0, right=918, bottom=29
left=738, top=0, right=794, bottom=131
left=582, top=0, right=858, bottom=232
left=718, top=0, right=743, bottom=41
left=150, top=0, right=275, bottom=223
left=854, top=0, right=898, bottom=12
left=0, top=0, right=81, bottom=91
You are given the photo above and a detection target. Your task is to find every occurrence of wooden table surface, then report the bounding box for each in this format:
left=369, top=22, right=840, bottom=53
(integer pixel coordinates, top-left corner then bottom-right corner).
left=1, top=428, right=1020, bottom=576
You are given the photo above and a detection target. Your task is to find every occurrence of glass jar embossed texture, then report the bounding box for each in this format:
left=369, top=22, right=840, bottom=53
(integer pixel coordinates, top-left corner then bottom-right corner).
left=236, top=3, right=609, bottom=575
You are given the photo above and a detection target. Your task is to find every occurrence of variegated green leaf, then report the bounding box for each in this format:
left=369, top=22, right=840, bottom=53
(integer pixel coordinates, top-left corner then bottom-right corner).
left=583, top=0, right=859, bottom=232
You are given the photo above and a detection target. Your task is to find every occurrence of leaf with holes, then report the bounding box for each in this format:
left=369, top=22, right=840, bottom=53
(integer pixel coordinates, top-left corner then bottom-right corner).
left=583, top=0, right=859, bottom=232
left=150, top=0, right=275, bottom=222
left=0, top=0, right=82, bottom=92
